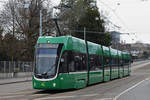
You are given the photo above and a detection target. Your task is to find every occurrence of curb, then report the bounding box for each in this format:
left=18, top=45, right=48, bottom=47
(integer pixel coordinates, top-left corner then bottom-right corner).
left=0, top=79, right=32, bottom=85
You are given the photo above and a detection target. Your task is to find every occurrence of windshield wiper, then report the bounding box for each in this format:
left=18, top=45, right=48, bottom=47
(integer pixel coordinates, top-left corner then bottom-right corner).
left=35, top=74, right=43, bottom=78
left=42, top=64, right=56, bottom=76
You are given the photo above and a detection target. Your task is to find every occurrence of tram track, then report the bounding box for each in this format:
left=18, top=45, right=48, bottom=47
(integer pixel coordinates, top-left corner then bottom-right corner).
left=30, top=63, right=150, bottom=100
left=0, top=60, right=150, bottom=100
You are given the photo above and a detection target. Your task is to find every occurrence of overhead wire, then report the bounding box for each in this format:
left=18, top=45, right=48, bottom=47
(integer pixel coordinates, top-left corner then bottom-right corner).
left=98, top=1, right=130, bottom=32
left=98, top=0, right=137, bottom=42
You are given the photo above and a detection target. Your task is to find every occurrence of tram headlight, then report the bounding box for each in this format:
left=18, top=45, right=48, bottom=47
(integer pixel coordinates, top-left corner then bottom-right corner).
left=41, top=82, right=45, bottom=87
left=53, top=83, right=56, bottom=87
left=47, top=40, right=50, bottom=43
left=34, top=82, right=36, bottom=87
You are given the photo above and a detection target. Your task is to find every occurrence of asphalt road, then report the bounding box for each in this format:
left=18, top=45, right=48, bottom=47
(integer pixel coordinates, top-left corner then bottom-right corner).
left=0, top=81, right=32, bottom=94
left=0, top=60, right=150, bottom=100
left=117, top=78, right=150, bottom=100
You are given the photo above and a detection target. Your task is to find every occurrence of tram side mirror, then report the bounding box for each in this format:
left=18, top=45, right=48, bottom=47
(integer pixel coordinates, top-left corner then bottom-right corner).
left=61, top=58, right=65, bottom=63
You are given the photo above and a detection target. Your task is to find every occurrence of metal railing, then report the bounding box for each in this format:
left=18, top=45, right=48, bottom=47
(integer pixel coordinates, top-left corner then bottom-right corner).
left=0, top=61, right=34, bottom=73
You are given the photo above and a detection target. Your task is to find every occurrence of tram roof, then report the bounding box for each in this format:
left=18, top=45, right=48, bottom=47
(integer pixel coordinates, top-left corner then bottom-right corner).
left=37, top=36, right=130, bottom=59
left=37, top=36, right=103, bottom=55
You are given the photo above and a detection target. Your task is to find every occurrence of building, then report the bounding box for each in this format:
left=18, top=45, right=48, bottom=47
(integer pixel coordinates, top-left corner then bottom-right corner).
left=130, top=43, right=150, bottom=58
left=110, top=31, right=121, bottom=49
left=110, top=31, right=121, bottom=44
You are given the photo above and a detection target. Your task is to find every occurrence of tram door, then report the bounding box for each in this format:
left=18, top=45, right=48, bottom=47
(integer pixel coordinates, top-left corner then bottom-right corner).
left=123, top=59, right=130, bottom=76
left=103, top=56, right=111, bottom=82
left=88, top=55, right=103, bottom=85
left=59, top=51, right=73, bottom=89
left=111, top=57, right=119, bottom=79
left=119, top=59, right=124, bottom=78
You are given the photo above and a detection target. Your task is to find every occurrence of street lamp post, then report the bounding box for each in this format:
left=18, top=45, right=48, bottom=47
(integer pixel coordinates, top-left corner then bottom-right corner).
left=39, top=9, right=42, bottom=36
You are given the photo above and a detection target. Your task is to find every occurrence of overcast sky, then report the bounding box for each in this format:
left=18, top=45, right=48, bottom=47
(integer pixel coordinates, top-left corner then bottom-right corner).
left=1, top=0, right=149, bottom=43
left=98, top=0, right=150, bottom=43
left=53, top=0, right=150, bottom=44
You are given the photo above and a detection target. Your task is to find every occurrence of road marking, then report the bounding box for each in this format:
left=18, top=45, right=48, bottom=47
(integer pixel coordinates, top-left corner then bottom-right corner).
left=113, top=78, right=150, bottom=100
left=34, top=93, right=98, bottom=100
left=82, top=94, right=98, bottom=97
left=95, top=98, right=113, bottom=100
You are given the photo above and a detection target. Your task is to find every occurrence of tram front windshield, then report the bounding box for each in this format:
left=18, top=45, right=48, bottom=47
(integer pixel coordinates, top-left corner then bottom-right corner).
left=35, top=44, right=59, bottom=78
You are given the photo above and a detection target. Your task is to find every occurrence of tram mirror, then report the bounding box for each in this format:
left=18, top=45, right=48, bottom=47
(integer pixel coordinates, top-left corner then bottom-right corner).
left=61, top=58, right=64, bottom=62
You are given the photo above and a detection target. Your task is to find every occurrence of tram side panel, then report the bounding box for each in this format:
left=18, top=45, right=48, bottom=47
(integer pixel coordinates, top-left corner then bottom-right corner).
left=88, top=54, right=103, bottom=85
left=59, top=50, right=88, bottom=89
left=102, top=46, right=111, bottom=82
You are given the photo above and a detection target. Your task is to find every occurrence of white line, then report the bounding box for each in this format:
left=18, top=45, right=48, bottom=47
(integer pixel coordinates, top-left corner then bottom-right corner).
left=34, top=94, right=98, bottom=100
left=96, top=98, right=113, bottom=100
left=113, top=78, right=150, bottom=100
left=82, top=94, right=98, bottom=97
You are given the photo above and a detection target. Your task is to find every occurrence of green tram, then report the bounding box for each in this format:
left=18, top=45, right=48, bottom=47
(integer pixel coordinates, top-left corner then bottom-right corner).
left=33, top=36, right=131, bottom=90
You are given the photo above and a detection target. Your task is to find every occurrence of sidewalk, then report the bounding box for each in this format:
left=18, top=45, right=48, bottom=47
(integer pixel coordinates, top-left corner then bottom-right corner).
left=0, top=77, right=32, bottom=85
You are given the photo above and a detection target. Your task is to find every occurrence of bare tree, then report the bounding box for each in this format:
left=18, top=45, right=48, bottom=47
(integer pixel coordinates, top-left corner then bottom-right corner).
left=0, top=0, right=54, bottom=61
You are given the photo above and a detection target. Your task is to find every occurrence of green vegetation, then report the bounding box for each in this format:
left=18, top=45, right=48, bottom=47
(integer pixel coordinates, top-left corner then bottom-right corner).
left=0, top=0, right=53, bottom=61
left=0, top=0, right=112, bottom=61
left=60, top=0, right=112, bottom=46
left=143, top=51, right=149, bottom=59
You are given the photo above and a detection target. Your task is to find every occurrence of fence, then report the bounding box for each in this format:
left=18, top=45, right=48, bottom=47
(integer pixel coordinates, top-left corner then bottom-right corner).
left=0, top=61, right=34, bottom=73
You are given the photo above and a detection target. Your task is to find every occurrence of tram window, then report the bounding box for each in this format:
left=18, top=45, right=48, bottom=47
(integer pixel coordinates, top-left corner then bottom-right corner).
left=59, top=51, right=88, bottom=73
left=90, top=55, right=94, bottom=70
left=116, top=58, right=119, bottom=67
left=111, top=58, right=118, bottom=68
left=99, top=56, right=103, bottom=69
left=123, top=60, right=125, bottom=65
left=124, top=60, right=130, bottom=65
left=82, top=54, right=87, bottom=70
left=103, top=56, right=110, bottom=65
left=89, top=54, right=102, bottom=71
left=123, top=59, right=126, bottom=66
left=74, top=52, right=82, bottom=71
left=111, top=58, right=115, bottom=65
left=72, top=52, right=87, bottom=72
left=68, top=51, right=75, bottom=72
left=59, top=52, right=68, bottom=73
left=103, top=56, right=110, bottom=69
left=120, top=60, right=123, bottom=67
